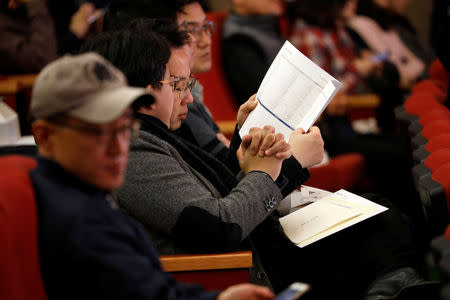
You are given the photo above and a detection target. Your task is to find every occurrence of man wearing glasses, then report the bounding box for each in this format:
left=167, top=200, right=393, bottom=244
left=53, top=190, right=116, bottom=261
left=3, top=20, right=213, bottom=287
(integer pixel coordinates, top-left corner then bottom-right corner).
left=29, top=52, right=275, bottom=300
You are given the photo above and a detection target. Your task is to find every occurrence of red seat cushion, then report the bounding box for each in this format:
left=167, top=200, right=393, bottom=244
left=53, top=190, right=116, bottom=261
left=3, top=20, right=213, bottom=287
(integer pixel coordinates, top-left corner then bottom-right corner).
left=425, top=133, right=450, bottom=153
left=421, top=120, right=450, bottom=140
left=306, top=153, right=365, bottom=192
left=0, top=155, right=46, bottom=300
left=412, top=79, right=447, bottom=104
left=424, top=149, right=450, bottom=172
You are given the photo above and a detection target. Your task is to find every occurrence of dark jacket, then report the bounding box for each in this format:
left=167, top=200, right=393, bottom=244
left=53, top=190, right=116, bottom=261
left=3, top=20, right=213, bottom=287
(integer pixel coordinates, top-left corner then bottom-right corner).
left=31, top=156, right=218, bottom=300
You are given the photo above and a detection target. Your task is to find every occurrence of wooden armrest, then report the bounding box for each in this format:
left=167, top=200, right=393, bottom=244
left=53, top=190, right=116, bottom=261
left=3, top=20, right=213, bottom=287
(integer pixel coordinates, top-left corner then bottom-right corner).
left=347, top=94, right=381, bottom=109
left=6, top=74, right=38, bottom=89
left=0, top=79, right=20, bottom=95
left=160, top=251, right=252, bottom=272
left=217, top=120, right=236, bottom=135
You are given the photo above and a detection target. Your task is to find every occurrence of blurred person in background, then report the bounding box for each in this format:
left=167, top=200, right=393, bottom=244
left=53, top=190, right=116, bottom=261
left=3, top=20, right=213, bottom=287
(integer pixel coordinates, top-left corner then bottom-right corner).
left=222, top=0, right=286, bottom=105
left=0, top=0, right=57, bottom=73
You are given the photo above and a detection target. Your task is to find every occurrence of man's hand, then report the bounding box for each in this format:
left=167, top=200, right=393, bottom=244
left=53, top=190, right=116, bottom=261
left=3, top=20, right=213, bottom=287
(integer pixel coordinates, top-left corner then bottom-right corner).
left=69, top=3, right=103, bottom=39
left=216, top=132, right=230, bottom=148
left=237, top=94, right=258, bottom=129
left=237, top=127, right=289, bottom=180
left=217, top=283, right=274, bottom=300
left=289, top=126, right=325, bottom=168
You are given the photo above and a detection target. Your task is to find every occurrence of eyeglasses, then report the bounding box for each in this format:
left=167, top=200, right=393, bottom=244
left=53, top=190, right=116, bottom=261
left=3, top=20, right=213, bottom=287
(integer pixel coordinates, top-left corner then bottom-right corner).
left=48, top=117, right=141, bottom=146
left=167, top=75, right=197, bottom=99
left=181, top=20, right=215, bottom=40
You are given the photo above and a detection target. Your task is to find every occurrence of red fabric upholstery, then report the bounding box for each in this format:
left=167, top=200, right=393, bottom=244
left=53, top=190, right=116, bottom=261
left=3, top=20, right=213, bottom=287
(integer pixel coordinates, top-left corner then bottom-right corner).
left=306, top=153, right=366, bottom=192
left=425, top=133, right=450, bottom=153
left=445, top=223, right=450, bottom=241
left=428, top=59, right=449, bottom=92
left=419, top=109, right=450, bottom=126
left=0, top=156, right=46, bottom=300
left=196, top=12, right=239, bottom=121
left=412, top=79, right=447, bottom=104
left=420, top=120, right=450, bottom=140
left=403, top=94, right=442, bottom=116
left=424, top=149, right=450, bottom=172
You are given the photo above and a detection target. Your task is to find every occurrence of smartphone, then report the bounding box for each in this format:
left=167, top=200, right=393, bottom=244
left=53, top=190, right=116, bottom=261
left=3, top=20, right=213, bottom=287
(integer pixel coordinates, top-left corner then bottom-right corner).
left=371, top=51, right=390, bottom=63
left=274, top=282, right=311, bottom=300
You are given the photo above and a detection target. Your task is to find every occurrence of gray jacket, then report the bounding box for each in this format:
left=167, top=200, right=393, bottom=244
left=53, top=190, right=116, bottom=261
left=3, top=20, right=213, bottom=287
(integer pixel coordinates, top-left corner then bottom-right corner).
left=118, top=126, right=283, bottom=254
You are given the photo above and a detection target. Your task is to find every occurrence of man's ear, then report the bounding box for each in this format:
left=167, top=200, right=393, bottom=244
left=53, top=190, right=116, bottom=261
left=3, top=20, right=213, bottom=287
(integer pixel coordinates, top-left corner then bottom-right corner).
left=146, top=84, right=153, bottom=92
left=32, top=120, right=54, bottom=154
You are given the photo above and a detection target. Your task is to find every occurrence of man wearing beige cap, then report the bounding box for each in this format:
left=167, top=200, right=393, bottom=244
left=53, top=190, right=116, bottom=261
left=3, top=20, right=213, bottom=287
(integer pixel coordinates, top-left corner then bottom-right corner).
left=29, top=53, right=274, bottom=300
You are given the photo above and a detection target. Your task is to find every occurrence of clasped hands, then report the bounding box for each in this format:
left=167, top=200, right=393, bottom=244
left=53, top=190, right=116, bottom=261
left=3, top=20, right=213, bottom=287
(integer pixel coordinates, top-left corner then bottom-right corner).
left=236, top=95, right=325, bottom=181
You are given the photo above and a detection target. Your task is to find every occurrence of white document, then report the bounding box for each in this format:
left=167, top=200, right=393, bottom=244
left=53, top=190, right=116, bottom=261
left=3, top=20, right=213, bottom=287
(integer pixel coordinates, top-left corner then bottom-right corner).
left=239, top=41, right=343, bottom=140
left=279, top=189, right=388, bottom=248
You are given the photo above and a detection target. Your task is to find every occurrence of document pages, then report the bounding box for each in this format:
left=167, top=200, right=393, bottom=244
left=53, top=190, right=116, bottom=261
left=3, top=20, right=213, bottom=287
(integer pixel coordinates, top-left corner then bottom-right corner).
left=279, top=190, right=388, bottom=248
left=239, top=41, right=343, bottom=140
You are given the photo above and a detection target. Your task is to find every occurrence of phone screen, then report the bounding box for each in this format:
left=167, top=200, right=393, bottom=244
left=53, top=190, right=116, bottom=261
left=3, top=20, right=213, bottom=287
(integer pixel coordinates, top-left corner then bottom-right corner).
left=274, top=282, right=311, bottom=300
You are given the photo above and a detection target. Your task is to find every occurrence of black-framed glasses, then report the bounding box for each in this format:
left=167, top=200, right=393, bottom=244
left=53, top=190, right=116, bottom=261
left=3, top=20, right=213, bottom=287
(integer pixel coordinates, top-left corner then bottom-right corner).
left=181, top=20, right=215, bottom=39
left=48, top=117, right=141, bottom=145
left=168, top=75, right=197, bottom=99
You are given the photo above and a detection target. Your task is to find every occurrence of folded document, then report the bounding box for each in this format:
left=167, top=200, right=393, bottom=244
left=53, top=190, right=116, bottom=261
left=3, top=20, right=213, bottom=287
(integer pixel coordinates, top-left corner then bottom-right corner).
left=279, top=190, right=388, bottom=248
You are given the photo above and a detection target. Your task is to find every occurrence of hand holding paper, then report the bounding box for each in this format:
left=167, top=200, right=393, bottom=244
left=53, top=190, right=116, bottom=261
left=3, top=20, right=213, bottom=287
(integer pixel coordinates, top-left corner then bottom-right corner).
left=239, top=41, right=343, bottom=140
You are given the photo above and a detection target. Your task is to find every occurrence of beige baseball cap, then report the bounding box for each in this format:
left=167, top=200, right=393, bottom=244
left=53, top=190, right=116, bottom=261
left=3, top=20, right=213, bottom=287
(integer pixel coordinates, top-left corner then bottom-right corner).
left=31, top=52, right=154, bottom=123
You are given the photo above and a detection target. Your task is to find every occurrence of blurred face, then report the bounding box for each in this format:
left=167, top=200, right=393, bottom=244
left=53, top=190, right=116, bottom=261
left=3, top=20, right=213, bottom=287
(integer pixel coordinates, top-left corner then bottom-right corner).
left=147, top=66, right=174, bottom=127
left=233, top=0, right=284, bottom=16
left=179, top=2, right=212, bottom=74
left=35, top=110, right=134, bottom=190
left=168, top=49, right=194, bottom=130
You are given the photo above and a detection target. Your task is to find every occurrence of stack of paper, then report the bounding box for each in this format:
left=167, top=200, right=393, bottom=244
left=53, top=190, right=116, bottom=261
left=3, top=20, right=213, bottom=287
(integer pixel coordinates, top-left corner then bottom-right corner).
left=279, top=190, right=388, bottom=248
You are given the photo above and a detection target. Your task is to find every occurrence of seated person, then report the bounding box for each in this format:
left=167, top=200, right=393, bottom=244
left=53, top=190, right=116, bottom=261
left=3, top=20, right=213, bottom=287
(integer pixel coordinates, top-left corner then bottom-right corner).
left=222, top=0, right=286, bottom=105
left=84, top=22, right=438, bottom=300
left=29, top=52, right=274, bottom=300
left=0, top=0, right=57, bottom=73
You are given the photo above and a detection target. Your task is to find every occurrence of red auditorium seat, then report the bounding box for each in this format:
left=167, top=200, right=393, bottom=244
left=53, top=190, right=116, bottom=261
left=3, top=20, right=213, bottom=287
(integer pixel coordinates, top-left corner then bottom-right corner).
left=428, top=59, right=449, bottom=92
left=411, top=79, right=447, bottom=104
left=411, top=120, right=450, bottom=149
left=306, top=153, right=366, bottom=192
left=412, top=149, right=450, bottom=185
left=408, top=108, right=450, bottom=136
left=0, top=155, right=47, bottom=300
left=413, top=133, right=450, bottom=163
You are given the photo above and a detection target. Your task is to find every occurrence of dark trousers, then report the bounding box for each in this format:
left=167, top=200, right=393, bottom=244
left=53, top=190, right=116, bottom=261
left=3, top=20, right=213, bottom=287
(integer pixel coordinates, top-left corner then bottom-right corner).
left=250, top=194, right=419, bottom=300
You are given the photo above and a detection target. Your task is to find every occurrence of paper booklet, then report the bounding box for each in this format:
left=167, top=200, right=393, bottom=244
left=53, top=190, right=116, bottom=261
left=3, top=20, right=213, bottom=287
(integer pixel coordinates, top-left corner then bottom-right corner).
left=279, top=189, right=388, bottom=248
left=239, top=41, right=343, bottom=140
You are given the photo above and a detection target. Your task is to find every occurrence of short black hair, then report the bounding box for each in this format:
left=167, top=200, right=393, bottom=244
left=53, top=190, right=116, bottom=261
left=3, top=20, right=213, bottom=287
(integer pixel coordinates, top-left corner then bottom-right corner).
left=104, top=0, right=184, bottom=31
left=294, top=0, right=349, bottom=29
left=124, top=18, right=190, bottom=49
left=179, top=0, right=210, bottom=12
left=80, top=20, right=172, bottom=111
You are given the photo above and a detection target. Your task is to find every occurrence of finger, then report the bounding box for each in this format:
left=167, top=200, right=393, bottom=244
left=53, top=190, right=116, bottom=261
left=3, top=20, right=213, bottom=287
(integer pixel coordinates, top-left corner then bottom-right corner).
left=248, top=128, right=262, bottom=155
left=265, top=133, right=288, bottom=156
left=241, top=134, right=252, bottom=150
left=275, top=150, right=292, bottom=160
left=296, top=127, right=306, bottom=134
left=259, top=133, right=276, bottom=156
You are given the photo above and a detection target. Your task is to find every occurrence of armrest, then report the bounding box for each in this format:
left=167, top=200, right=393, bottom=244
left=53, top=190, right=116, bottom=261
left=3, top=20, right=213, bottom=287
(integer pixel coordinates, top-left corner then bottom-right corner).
left=160, top=251, right=252, bottom=272
left=217, top=120, right=237, bottom=136
left=347, top=94, right=381, bottom=109
left=6, top=74, right=38, bottom=89
left=0, top=79, right=20, bottom=95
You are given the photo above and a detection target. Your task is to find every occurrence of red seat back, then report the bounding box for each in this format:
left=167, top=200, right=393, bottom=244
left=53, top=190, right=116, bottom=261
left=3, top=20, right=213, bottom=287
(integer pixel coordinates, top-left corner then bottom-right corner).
left=424, top=149, right=450, bottom=172
left=425, top=133, right=450, bottom=153
left=0, top=155, right=46, bottom=300
left=196, top=12, right=239, bottom=121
